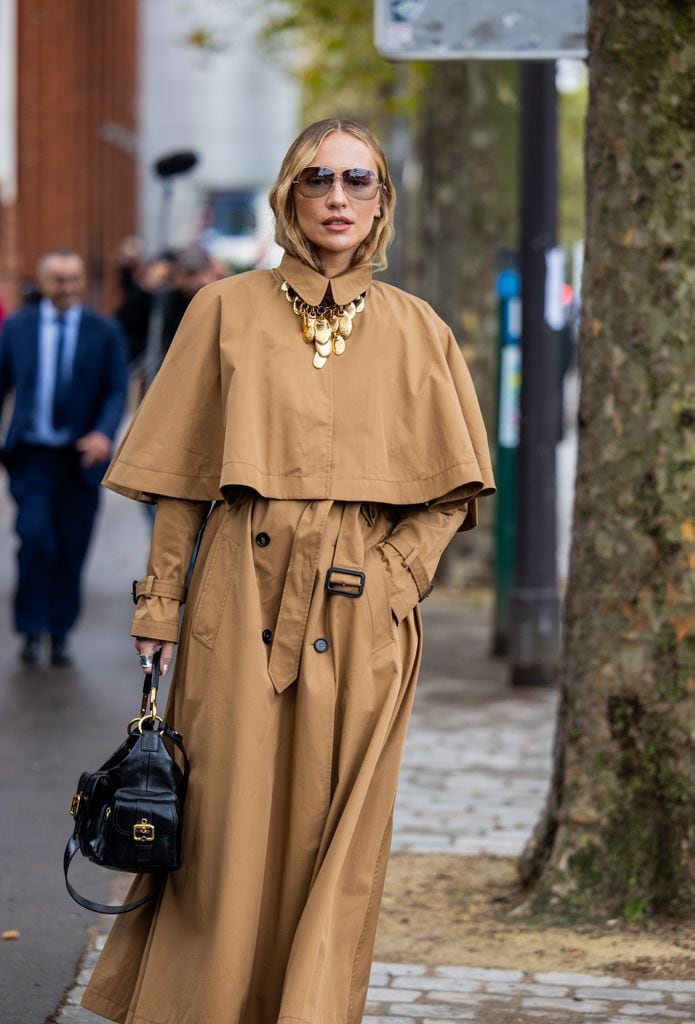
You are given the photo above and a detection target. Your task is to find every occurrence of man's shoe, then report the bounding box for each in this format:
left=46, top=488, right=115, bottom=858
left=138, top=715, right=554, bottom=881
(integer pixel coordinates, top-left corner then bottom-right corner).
left=51, top=638, right=73, bottom=668
left=20, top=634, right=41, bottom=666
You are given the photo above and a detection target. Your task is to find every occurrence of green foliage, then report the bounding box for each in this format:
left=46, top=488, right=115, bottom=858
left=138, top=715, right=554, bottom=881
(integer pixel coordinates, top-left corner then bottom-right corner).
left=257, top=0, right=428, bottom=134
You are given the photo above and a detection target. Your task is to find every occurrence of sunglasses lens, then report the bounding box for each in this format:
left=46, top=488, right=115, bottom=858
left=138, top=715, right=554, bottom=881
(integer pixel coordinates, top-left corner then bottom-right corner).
left=343, top=169, right=379, bottom=198
left=295, top=167, right=381, bottom=200
left=296, top=168, right=335, bottom=197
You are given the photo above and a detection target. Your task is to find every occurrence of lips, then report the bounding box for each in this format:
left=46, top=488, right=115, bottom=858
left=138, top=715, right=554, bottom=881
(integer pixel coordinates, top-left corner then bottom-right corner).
left=322, top=217, right=353, bottom=227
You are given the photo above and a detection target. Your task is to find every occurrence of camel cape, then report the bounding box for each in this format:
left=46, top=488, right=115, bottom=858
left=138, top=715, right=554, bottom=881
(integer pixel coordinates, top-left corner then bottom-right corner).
left=104, top=254, right=495, bottom=529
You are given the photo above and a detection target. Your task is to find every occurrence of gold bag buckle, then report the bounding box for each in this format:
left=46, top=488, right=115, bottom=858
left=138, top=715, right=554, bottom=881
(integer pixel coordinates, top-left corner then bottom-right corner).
left=70, top=793, right=82, bottom=817
left=133, top=818, right=155, bottom=842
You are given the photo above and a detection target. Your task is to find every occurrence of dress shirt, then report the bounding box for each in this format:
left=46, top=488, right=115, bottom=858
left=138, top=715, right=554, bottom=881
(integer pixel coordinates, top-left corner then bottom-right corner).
left=26, top=299, right=82, bottom=445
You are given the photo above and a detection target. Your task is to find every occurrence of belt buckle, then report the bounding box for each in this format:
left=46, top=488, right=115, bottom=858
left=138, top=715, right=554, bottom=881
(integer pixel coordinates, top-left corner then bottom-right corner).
left=325, top=566, right=366, bottom=598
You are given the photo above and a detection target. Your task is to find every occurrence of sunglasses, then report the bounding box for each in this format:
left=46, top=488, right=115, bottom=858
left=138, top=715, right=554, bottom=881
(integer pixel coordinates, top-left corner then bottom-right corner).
left=293, top=166, right=383, bottom=201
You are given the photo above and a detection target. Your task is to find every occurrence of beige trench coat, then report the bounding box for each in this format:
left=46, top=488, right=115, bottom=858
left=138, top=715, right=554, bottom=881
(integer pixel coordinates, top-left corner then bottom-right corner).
left=82, top=256, right=494, bottom=1024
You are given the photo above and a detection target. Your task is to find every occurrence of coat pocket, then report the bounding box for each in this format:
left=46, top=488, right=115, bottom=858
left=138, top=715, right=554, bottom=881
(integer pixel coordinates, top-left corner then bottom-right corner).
left=365, top=545, right=395, bottom=653
left=191, top=527, right=239, bottom=650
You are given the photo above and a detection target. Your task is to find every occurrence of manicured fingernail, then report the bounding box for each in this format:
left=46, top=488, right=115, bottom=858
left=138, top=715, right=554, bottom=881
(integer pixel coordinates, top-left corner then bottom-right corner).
left=161, top=663, right=169, bottom=676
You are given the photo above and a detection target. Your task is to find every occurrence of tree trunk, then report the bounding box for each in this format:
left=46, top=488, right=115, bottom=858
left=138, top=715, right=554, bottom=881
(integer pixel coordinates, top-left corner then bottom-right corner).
left=413, top=62, right=518, bottom=583
left=520, top=0, right=695, bottom=919
left=414, top=61, right=518, bottom=427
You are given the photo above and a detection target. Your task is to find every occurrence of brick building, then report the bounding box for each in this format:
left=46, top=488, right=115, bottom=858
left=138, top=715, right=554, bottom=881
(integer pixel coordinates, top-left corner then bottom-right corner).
left=0, top=0, right=138, bottom=313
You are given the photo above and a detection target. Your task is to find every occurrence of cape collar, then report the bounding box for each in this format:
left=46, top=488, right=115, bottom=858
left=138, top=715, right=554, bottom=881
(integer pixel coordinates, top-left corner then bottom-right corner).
left=276, top=253, right=372, bottom=307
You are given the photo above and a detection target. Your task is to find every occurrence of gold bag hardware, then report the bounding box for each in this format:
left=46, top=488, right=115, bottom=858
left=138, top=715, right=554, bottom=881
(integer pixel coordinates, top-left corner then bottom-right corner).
left=133, top=818, right=155, bottom=842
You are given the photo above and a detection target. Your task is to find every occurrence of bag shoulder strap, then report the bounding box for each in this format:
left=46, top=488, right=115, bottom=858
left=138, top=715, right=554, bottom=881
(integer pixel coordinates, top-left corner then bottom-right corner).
left=63, top=836, right=163, bottom=914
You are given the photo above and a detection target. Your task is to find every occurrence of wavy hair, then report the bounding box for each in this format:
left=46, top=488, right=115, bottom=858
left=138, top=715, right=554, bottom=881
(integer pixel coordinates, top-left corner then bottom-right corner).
left=269, top=118, right=396, bottom=274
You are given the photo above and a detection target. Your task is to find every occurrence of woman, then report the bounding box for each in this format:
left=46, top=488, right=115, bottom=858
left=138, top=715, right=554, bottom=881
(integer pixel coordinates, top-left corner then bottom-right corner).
left=82, top=119, right=494, bottom=1024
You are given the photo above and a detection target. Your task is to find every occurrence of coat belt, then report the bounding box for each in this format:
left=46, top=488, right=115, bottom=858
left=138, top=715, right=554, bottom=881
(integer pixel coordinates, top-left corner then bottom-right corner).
left=268, top=501, right=365, bottom=694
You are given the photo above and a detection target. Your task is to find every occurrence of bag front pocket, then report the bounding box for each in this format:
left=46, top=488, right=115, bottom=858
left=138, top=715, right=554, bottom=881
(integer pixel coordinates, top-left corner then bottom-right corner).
left=191, top=522, right=239, bottom=650
left=107, top=788, right=180, bottom=872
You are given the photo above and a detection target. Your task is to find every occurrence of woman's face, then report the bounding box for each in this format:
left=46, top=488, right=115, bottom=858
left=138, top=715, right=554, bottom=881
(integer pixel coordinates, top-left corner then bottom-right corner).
left=293, top=132, right=382, bottom=276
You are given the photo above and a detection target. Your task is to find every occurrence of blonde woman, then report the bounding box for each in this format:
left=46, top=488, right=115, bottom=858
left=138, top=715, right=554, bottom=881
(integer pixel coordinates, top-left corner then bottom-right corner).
left=83, top=118, right=494, bottom=1024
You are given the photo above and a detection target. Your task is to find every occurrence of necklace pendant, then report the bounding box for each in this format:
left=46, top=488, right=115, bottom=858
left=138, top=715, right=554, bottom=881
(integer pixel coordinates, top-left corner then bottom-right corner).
left=316, top=339, right=332, bottom=358
left=353, top=295, right=365, bottom=314
left=315, top=318, right=331, bottom=344
left=313, top=351, right=327, bottom=369
left=302, top=313, right=316, bottom=343
left=338, top=312, right=352, bottom=338
left=333, top=336, right=346, bottom=356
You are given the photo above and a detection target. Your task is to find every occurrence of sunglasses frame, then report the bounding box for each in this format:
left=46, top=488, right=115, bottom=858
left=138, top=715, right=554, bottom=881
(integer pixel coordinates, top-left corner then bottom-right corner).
left=293, top=166, right=383, bottom=201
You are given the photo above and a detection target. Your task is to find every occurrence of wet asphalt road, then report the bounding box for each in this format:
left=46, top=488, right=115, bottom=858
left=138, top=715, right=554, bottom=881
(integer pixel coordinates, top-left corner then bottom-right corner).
left=0, top=484, right=151, bottom=1024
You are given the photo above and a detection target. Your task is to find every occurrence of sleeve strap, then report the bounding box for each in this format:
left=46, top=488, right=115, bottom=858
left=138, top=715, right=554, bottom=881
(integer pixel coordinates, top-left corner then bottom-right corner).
left=381, top=540, right=433, bottom=602
left=132, top=576, right=188, bottom=605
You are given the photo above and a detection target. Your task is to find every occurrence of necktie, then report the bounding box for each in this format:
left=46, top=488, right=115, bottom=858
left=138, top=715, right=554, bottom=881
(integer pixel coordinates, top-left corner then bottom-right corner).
left=52, top=313, right=70, bottom=430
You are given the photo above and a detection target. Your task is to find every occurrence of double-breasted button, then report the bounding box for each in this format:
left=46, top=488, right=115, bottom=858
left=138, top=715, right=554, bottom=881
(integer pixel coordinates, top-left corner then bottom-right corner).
left=255, top=532, right=271, bottom=547
left=313, top=637, right=329, bottom=654
left=262, top=628, right=273, bottom=645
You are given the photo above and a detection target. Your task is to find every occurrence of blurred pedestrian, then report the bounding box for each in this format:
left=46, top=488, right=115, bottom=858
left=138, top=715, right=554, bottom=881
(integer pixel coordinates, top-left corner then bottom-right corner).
left=116, top=247, right=216, bottom=386
left=116, top=253, right=175, bottom=368
left=0, top=249, right=128, bottom=667
left=82, top=119, right=494, bottom=1024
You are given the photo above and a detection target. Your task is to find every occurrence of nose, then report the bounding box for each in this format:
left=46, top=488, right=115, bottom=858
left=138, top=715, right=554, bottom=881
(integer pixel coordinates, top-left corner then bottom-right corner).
left=326, top=177, right=349, bottom=205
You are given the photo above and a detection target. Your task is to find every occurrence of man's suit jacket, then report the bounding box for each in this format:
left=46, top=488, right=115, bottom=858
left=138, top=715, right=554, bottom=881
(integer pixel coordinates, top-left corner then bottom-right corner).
left=0, top=304, right=129, bottom=486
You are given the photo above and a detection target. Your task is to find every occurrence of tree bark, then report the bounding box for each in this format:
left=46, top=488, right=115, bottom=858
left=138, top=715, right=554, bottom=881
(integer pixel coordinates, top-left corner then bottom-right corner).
left=520, top=0, right=695, bottom=918
left=413, top=62, right=518, bottom=583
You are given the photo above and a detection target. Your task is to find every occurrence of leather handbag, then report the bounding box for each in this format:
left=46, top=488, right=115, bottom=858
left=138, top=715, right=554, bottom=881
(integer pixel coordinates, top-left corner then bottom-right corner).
left=63, top=653, right=189, bottom=914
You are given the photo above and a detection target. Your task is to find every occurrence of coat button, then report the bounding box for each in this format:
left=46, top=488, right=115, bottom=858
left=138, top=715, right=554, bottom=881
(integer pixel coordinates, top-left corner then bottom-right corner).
left=255, top=532, right=271, bottom=547
left=262, top=628, right=273, bottom=645
left=313, top=637, right=329, bottom=653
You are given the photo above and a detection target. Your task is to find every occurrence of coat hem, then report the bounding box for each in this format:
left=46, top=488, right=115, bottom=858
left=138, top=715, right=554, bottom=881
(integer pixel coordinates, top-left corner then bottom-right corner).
left=102, top=455, right=494, bottom=509
left=81, top=987, right=130, bottom=1024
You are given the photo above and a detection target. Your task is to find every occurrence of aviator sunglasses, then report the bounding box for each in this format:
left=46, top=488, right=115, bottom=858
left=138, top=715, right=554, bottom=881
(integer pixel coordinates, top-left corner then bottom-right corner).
left=293, top=166, right=383, bottom=201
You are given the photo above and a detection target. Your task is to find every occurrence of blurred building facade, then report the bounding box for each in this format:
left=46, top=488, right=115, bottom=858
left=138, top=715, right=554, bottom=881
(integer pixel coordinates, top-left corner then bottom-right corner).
left=0, top=1, right=300, bottom=313
left=0, top=0, right=138, bottom=311
left=138, top=1, right=299, bottom=269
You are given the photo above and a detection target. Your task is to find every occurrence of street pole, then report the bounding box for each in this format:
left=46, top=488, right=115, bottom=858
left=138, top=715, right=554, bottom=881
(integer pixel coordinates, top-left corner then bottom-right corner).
left=509, top=61, right=561, bottom=687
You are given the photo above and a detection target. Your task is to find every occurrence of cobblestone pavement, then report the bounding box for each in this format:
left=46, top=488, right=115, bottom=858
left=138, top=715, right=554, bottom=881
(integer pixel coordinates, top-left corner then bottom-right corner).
left=55, top=945, right=695, bottom=1024
left=53, top=600, right=693, bottom=1024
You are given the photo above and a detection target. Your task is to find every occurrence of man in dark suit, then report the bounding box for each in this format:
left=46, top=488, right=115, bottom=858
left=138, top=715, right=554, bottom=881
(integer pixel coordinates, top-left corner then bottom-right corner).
left=0, top=250, right=128, bottom=666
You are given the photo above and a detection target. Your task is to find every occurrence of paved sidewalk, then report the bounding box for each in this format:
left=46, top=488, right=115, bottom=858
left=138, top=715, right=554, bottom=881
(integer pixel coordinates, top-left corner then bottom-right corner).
left=52, top=600, right=693, bottom=1024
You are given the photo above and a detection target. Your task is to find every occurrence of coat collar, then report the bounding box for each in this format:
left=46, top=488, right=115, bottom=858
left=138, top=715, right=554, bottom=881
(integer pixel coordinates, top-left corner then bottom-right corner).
left=276, top=253, right=372, bottom=307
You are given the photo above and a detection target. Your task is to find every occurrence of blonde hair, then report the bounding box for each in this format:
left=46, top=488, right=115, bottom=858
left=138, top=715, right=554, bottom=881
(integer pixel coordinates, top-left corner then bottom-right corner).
left=269, top=118, right=396, bottom=274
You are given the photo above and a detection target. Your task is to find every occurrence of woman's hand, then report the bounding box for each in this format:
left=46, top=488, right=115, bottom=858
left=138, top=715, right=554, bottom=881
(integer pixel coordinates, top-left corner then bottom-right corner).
left=134, top=637, right=175, bottom=676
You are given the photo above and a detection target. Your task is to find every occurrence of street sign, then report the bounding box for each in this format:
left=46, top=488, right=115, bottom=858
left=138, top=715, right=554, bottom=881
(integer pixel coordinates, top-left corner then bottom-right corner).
left=374, top=0, right=587, bottom=60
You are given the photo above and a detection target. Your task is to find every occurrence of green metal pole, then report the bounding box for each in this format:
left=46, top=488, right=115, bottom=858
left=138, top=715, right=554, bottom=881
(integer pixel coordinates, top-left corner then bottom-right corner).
left=493, top=268, right=521, bottom=656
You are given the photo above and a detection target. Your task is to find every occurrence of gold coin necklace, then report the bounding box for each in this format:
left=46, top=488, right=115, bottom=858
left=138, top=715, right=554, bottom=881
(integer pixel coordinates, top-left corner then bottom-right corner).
left=281, top=280, right=366, bottom=369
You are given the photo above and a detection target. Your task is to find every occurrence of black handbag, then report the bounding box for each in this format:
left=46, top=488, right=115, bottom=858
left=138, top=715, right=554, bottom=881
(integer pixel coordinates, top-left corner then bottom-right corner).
left=63, top=653, right=189, bottom=914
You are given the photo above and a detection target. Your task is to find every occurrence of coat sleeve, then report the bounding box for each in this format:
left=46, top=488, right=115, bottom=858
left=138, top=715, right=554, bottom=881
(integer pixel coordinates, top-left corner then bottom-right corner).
left=102, top=284, right=225, bottom=503
left=378, top=504, right=468, bottom=624
left=131, top=496, right=212, bottom=642
left=0, top=318, right=12, bottom=413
